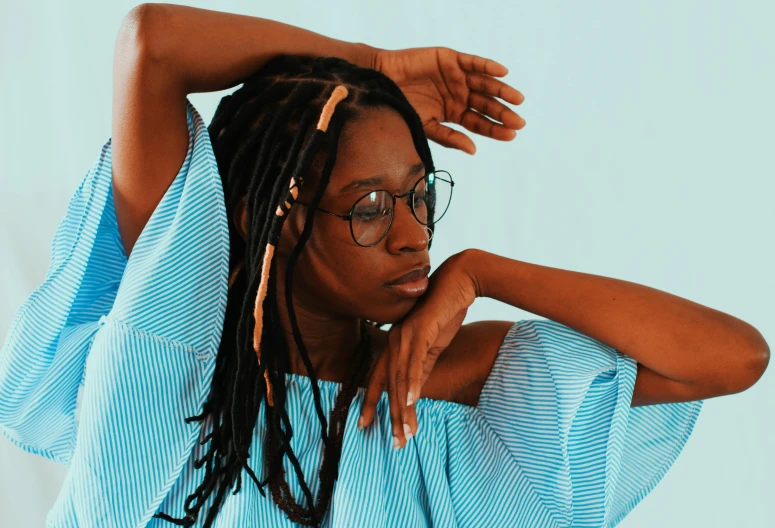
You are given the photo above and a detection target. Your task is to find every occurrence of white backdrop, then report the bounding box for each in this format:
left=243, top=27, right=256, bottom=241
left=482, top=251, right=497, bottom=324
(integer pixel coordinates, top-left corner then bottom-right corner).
left=1, top=1, right=773, bottom=526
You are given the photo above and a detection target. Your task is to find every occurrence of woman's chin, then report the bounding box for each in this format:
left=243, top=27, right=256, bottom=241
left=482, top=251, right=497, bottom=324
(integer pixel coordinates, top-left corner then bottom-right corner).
left=372, top=296, right=422, bottom=325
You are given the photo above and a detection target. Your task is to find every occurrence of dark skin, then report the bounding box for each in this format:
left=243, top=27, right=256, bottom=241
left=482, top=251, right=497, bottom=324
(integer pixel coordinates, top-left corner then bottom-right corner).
left=112, top=3, right=529, bottom=453
left=232, top=106, right=468, bottom=390
left=112, top=4, right=769, bottom=452
left=232, top=106, right=520, bottom=450
left=233, top=104, right=771, bottom=452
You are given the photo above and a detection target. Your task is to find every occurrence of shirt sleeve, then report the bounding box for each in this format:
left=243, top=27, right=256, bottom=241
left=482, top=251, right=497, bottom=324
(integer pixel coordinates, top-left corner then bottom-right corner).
left=0, top=116, right=129, bottom=464
left=476, top=318, right=703, bottom=528
left=2, top=98, right=230, bottom=527
left=0, top=96, right=228, bottom=492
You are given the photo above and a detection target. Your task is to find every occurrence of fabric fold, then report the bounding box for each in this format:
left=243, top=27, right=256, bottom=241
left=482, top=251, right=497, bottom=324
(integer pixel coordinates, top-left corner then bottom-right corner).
left=0, top=116, right=128, bottom=464
left=476, top=318, right=703, bottom=527
left=1, top=99, right=230, bottom=527
left=2, top=96, right=702, bottom=527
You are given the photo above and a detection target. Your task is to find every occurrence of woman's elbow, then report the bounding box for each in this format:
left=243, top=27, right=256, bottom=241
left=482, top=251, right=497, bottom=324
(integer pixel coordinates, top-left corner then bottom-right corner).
left=724, top=327, right=770, bottom=394
left=116, top=3, right=168, bottom=65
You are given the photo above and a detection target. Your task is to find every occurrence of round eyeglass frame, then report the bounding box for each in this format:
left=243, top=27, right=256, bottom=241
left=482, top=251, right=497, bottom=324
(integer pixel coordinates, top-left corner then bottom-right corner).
left=295, top=169, right=454, bottom=247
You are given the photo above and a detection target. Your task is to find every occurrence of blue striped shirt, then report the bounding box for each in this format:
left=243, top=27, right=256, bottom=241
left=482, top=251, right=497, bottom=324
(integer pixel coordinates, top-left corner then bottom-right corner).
left=0, top=99, right=702, bottom=527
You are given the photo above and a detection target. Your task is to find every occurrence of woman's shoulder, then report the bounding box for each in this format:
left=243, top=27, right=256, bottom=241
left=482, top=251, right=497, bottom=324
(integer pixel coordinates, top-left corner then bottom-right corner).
left=426, top=319, right=517, bottom=407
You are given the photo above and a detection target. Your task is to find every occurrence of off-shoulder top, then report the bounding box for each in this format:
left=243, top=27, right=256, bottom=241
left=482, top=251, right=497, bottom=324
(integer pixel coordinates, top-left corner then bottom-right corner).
left=0, top=99, right=702, bottom=528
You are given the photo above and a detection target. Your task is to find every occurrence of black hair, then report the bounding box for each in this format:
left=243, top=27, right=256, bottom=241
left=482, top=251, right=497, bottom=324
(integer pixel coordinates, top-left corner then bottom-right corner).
left=153, top=54, right=436, bottom=527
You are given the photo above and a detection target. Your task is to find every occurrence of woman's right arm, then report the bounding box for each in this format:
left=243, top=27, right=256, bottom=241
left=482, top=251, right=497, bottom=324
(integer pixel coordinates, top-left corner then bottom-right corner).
left=112, top=3, right=378, bottom=258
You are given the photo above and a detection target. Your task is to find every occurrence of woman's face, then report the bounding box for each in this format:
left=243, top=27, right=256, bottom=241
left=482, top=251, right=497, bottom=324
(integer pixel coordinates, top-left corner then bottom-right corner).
left=238, top=106, right=432, bottom=325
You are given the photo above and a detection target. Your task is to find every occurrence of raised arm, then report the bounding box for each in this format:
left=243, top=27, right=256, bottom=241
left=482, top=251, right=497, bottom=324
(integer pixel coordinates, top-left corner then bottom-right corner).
left=111, top=2, right=378, bottom=257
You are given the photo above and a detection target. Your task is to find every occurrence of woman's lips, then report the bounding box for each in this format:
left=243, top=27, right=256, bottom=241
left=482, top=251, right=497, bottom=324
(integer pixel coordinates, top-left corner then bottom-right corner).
left=387, top=267, right=428, bottom=285
left=383, top=265, right=430, bottom=297
left=384, top=276, right=429, bottom=297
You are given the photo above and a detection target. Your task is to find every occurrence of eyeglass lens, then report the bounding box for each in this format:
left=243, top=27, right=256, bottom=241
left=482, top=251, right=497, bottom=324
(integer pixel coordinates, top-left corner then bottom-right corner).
left=350, top=171, right=452, bottom=246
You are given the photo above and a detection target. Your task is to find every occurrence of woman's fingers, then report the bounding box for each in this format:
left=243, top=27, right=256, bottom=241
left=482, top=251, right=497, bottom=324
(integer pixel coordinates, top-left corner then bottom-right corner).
left=468, top=91, right=525, bottom=131
left=358, top=324, right=422, bottom=449
left=455, top=51, right=509, bottom=78
left=423, top=120, right=478, bottom=155
left=387, top=335, right=408, bottom=449
left=358, top=347, right=388, bottom=429
left=400, top=336, right=421, bottom=442
left=403, top=400, right=418, bottom=444
left=406, top=326, right=430, bottom=411
left=400, top=330, right=420, bottom=441
left=466, top=71, right=525, bottom=106
left=459, top=109, right=517, bottom=142
left=462, top=69, right=526, bottom=142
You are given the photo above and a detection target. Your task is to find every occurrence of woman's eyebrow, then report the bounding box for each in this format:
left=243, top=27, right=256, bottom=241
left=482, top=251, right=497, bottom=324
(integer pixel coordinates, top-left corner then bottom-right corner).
left=337, top=162, right=425, bottom=195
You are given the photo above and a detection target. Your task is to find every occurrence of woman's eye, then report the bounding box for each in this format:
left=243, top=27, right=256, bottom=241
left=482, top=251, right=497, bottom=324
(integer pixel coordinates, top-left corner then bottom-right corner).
left=355, top=208, right=384, bottom=221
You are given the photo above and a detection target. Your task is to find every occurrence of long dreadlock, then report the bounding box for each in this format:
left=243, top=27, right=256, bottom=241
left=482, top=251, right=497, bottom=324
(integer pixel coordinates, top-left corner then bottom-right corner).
left=153, top=54, right=437, bottom=527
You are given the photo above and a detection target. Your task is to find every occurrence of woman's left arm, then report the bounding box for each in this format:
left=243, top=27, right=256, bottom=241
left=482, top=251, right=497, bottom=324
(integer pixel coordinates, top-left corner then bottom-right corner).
left=465, top=248, right=770, bottom=400
left=359, top=248, right=770, bottom=447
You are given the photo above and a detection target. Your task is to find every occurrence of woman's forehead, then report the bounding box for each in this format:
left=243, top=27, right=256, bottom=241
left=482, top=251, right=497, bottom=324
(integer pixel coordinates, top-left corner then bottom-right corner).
left=331, top=110, right=423, bottom=196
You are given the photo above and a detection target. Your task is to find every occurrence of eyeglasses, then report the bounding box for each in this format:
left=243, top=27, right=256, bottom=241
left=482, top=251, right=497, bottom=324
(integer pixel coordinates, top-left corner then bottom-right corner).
left=295, top=170, right=454, bottom=247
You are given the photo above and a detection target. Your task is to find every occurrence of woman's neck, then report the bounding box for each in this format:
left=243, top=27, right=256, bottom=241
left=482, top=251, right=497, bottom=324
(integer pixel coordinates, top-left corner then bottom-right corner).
left=274, top=294, right=385, bottom=386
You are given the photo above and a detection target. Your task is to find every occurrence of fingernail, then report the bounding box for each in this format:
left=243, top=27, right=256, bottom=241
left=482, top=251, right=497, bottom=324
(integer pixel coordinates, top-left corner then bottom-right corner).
left=357, top=416, right=364, bottom=429
left=392, top=436, right=400, bottom=450
left=406, top=391, right=414, bottom=406
left=403, top=423, right=413, bottom=441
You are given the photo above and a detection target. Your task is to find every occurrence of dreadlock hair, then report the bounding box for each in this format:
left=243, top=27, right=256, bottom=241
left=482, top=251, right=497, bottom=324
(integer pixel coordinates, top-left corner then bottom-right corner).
left=153, top=54, right=437, bottom=527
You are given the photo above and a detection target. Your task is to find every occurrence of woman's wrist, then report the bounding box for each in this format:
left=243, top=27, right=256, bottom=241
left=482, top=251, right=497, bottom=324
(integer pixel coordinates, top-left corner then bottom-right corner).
left=453, top=249, right=497, bottom=299
left=348, top=42, right=381, bottom=70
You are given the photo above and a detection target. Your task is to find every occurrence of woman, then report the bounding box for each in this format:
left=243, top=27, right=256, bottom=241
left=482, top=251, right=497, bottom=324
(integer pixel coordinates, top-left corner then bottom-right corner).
left=0, top=3, right=768, bottom=527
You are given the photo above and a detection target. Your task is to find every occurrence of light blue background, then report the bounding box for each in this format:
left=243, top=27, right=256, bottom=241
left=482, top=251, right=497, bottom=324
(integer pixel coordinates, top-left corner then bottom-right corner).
left=1, top=1, right=772, bottom=526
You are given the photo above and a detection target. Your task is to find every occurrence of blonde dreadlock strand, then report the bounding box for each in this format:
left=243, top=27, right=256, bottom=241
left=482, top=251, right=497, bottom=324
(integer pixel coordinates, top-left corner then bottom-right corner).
left=251, top=85, right=350, bottom=410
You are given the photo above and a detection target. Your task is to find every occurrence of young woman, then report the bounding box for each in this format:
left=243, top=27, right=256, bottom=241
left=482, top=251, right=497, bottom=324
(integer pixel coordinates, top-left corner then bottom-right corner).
left=0, top=4, right=768, bottom=527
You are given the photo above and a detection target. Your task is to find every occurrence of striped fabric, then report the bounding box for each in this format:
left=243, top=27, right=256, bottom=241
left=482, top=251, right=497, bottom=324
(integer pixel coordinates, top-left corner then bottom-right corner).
left=0, top=99, right=702, bottom=528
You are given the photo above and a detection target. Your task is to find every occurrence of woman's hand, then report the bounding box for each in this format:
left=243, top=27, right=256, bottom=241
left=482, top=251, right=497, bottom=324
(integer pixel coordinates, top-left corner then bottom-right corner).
left=357, top=250, right=477, bottom=449
left=373, top=46, right=526, bottom=155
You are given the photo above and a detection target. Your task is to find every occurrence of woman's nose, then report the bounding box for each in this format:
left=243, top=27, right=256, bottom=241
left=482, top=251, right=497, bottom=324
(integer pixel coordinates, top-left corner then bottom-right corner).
left=383, top=198, right=429, bottom=253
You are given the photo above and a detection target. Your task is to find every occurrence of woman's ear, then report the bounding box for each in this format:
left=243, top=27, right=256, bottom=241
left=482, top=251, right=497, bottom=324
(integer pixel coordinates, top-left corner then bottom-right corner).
left=233, top=196, right=248, bottom=240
